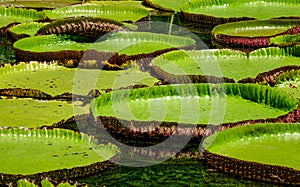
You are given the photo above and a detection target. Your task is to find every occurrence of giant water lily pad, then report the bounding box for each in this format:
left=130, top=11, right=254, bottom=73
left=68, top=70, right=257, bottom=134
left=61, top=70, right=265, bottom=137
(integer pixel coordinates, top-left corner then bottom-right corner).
left=0, top=62, right=158, bottom=96
left=90, top=1, right=148, bottom=9
left=204, top=123, right=300, bottom=184
left=181, top=0, right=300, bottom=24
left=151, top=47, right=300, bottom=83
left=0, top=6, right=45, bottom=34
left=212, top=19, right=300, bottom=49
left=13, top=32, right=195, bottom=64
left=0, top=97, right=89, bottom=128
left=43, top=3, right=150, bottom=22
left=92, top=84, right=298, bottom=125
left=0, top=0, right=82, bottom=9
left=0, top=128, right=117, bottom=183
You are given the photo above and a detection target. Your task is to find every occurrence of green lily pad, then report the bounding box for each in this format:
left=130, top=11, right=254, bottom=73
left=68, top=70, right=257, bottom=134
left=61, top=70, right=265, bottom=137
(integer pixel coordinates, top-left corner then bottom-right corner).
left=92, top=83, right=298, bottom=125
left=42, top=3, right=150, bottom=22
left=151, top=47, right=300, bottom=83
left=0, top=62, right=158, bottom=96
left=270, top=33, right=300, bottom=46
left=13, top=32, right=195, bottom=63
left=0, top=128, right=117, bottom=176
left=9, top=22, right=46, bottom=40
left=212, top=19, right=300, bottom=49
left=90, top=1, right=149, bottom=9
left=0, top=6, right=45, bottom=29
left=213, top=20, right=300, bottom=38
left=0, top=0, right=83, bottom=9
left=181, top=0, right=300, bottom=23
left=204, top=123, right=300, bottom=184
left=0, top=97, right=89, bottom=128
left=90, top=32, right=195, bottom=55
left=143, top=0, right=188, bottom=12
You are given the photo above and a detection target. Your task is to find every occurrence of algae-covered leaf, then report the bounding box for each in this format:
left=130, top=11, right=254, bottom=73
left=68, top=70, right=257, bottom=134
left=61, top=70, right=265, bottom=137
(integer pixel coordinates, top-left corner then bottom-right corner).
left=0, top=62, right=158, bottom=96
left=43, top=3, right=150, bottom=22
left=0, top=128, right=118, bottom=177
left=181, top=0, right=300, bottom=23
left=0, top=98, right=89, bottom=128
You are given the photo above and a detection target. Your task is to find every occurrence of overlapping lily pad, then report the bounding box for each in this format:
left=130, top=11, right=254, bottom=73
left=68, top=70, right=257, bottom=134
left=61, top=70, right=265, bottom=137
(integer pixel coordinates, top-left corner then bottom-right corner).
left=42, top=3, right=150, bottom=22
left=0, top=62, right=158, bottom=97
left=92, top=83, right=298, bottom=125
left=151, top=47, right=300, bottom=83
left=0, top=97, right=89, bottom=128
left=13, top=32, right=195, bottom=66
left=204, top=123, right=300, bottom=185
left=212, top=19, right=300, bottom=49
left=0, top=6, right=45, bottom=35
left=181, top=0, right=300, bottom=24
left=9, top=22, right=46, bottom=40
left=143, top=0, right=188, bottom=12
left=0, top=128, right=117, bottom=185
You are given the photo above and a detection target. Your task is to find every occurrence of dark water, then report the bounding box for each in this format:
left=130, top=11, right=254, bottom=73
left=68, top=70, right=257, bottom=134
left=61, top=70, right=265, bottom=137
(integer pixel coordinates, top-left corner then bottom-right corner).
left=0, top=37, right=15, bottom=64
left=0, top=12, right=281, bottom=187
left=78, top=159, right=275, bottom=187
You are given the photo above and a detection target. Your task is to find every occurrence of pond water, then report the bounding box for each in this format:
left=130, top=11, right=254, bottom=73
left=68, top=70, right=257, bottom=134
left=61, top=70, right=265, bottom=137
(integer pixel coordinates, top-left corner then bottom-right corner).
left=0, top=12, right=280, bottom=186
